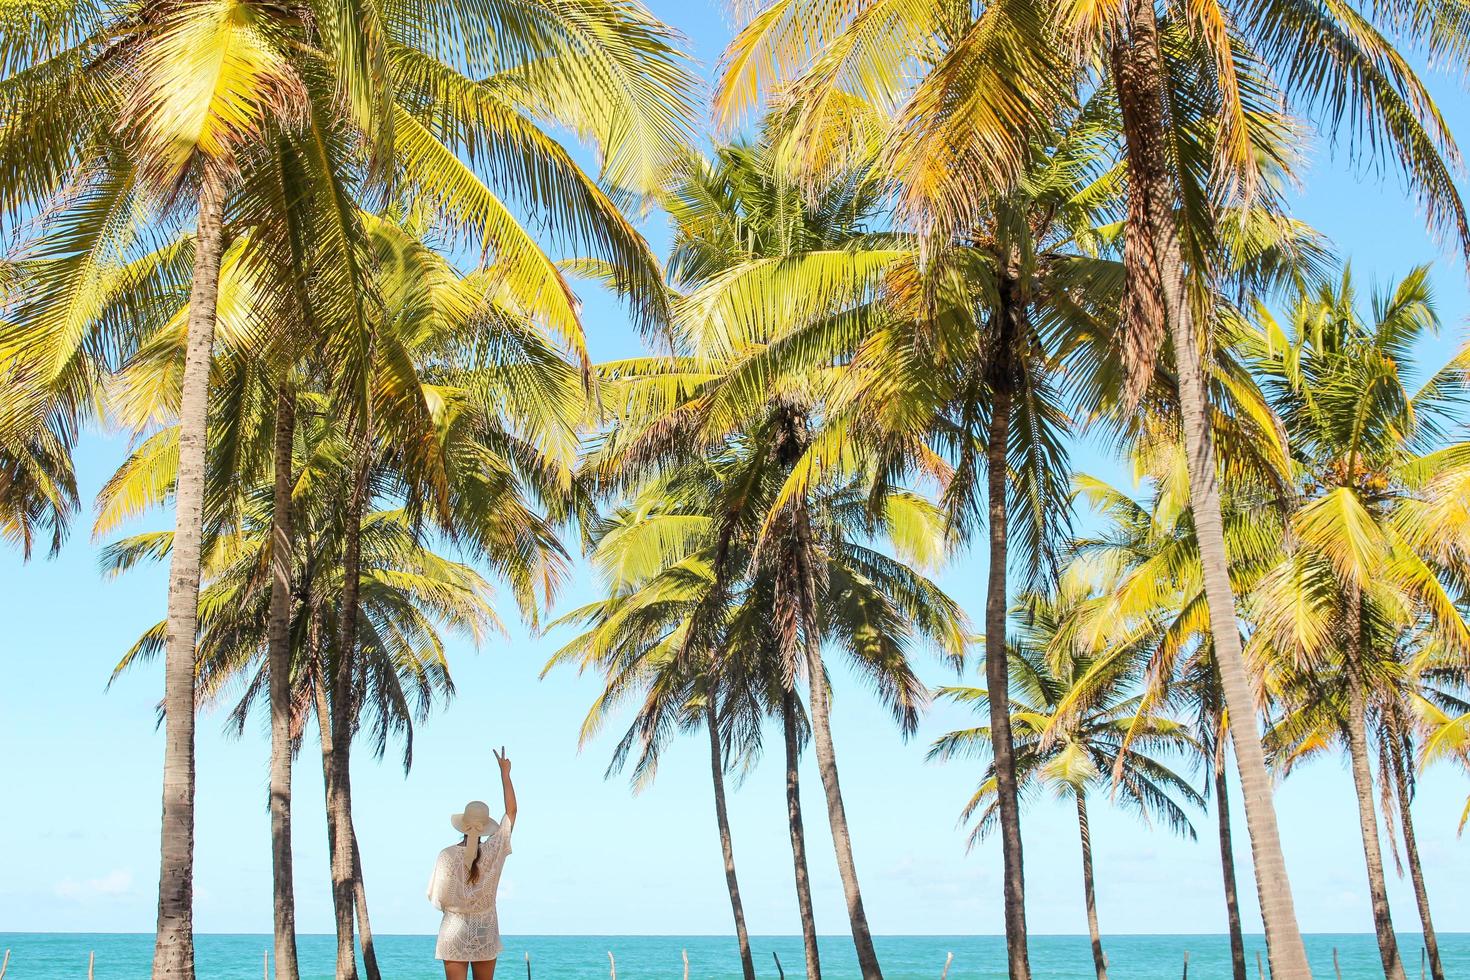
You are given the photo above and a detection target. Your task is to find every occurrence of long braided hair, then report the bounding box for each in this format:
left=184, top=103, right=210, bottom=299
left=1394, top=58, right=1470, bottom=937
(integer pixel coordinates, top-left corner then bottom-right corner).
left=461, top=834, right=487, bottom=884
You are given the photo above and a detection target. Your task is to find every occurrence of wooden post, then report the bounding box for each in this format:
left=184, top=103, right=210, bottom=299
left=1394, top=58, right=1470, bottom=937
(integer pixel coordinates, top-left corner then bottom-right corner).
left=1257, top=950, right=1265, bottom=980
left=1182, top=950, right=1189, bottom=979
left=264, top=949, right=270, bottom=980
left=1333, top=947, right=1342, bottom=980
left=88, top=952, right=95, bottom=980
left=941, top=951, right=954, bottom=980
left=526, top=951, right=532, bottom=980
left=1421, top=947, right=1427, bottom=980
left=772, top=951, right=785, bottom=980
left=608, top=950, right=616, bottom=980
left=682, top=948, right=690, bottom=980
left=0, top=947, right=9, bottom=980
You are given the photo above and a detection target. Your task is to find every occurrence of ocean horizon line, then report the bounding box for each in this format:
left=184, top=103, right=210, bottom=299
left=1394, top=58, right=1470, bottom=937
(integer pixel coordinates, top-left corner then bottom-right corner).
left=6, top=930, right=1463, bottom=978
left=5, top=930, right=1461, bottom=938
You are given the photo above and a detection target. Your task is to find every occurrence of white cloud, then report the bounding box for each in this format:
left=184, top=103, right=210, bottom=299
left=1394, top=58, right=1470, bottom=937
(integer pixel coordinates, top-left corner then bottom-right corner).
left=54, top=869, right=134, bottom=901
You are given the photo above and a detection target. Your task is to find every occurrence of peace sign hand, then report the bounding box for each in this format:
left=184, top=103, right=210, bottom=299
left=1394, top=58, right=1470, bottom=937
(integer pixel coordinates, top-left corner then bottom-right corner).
left=493, top=746, right=511, bottom=774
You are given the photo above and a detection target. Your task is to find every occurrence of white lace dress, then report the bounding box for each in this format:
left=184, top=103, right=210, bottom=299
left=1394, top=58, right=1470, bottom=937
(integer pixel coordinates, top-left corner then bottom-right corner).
left=427, top=820, right=513, bottom=961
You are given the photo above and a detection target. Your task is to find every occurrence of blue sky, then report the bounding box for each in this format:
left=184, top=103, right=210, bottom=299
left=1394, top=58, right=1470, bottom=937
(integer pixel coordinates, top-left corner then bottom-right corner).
left=2, top=0, right=1469, bottom=941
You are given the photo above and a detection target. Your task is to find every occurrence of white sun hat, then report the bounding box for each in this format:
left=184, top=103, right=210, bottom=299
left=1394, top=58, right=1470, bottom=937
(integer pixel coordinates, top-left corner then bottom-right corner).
left=451, top=800, right=499, bottom=872
left=451, top=800, right=499, bottom=837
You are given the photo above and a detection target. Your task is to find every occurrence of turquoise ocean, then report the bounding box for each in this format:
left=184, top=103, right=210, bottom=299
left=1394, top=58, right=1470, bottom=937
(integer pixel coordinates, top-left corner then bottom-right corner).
left=1, top=933, right=1465, bottom=978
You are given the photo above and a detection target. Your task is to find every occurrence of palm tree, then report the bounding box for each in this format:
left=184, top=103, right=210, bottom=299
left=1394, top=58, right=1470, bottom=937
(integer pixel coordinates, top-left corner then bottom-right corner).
left=4, top=0, right=693, bottom=971
left=107, top=492, right=500, bottom=972
left=931, top=588, right=1202, bottom=980
left=0, top=6, right=312, bottom=972
left=87, top=194, right=594, bottom=978
left=715, top=0, right=1470, bottom=971
left=1064, top=473, right=1290, bottom=980
left=712, top=42, right=1323, bottom=977
left=101, top=348, right=561, bottom=980
left=548, top=486, right=763, bottom=980
left=551, top=455, right=964, bottom=980
left=314, top=208, right=610, bottom=979
left=1382, top=692, right=1447, bottom=980
left=1097, top=18, right=1461, bottom=979
left=1264, top=656, right=1422, bottom=980
left=578, top=136, right=928, bottom=979
left=1246, top=268, right=1470, bottom=980
left=812, top=109, right=1125, bottom=975
left=103, top=431, right=499, bottom=980
left=636, top=124, right=1115, bottom=978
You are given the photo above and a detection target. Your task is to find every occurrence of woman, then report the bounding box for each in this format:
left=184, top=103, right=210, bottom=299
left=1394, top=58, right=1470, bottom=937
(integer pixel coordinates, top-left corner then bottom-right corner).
left=428, top=747, right=518, bottom=979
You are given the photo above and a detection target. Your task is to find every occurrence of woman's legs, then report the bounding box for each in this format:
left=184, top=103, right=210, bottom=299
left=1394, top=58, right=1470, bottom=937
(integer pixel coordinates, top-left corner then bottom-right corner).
left=442, top=955, right=497, bottom=977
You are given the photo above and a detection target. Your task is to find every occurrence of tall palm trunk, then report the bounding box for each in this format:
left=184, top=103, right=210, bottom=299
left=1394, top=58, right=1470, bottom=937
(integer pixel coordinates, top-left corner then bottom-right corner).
left=312, top=675, right=353, bottom=979
left=1345, top=684, right=1404, bottom=979
left=783, top=691, right=822, bottom=980
left=986, top=282, right=1030, bottom=980
left=327, top=430, right=371, bottom=980
left=302, top=573, right=378, bottom=980
left=705, top=697, right=756, bottom=980
left=1343, top=596, right=1406, bottom=980
left=1109, top=4, right=1311, bottom=976
left=1213, top=725, right=1248, bottom=980
left=266, top=384, right=300, bottom=980
left=794, top=504, right=882, bottom=980
left=1074, top=794, right=1107, bottom=980
left=351, top=832, right=382, bottom=980
left=1388, top=726, right=1444, bottom=980
left=313, top=664, right=358, bottom=975
left=153, top=175, right=226, bottom=980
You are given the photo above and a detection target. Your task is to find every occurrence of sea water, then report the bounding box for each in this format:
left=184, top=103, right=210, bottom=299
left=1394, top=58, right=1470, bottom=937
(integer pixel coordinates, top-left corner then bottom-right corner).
left=0, top=933, right=1464, bottom=978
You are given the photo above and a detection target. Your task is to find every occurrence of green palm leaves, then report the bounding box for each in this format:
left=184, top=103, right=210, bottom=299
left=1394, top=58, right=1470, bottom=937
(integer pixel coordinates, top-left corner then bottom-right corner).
left=4, top=0, right=1470, bottom=973
left=1235, top=269, right=1470, bottom=980
left=931, top=589, right=1203, bottom=847
left=1, top=0, right=695, bottom=974
left=560, top=136, right=979, bottom=980
left=550, top=471, right=961, bottom=775
left=1247, top=268, right=1470, bottom=672
left=1415, top=693, right=1470, bottom=835
left=714, top=0, right=1468, bottom=252
left=932, top=585, right=1201, bottom=980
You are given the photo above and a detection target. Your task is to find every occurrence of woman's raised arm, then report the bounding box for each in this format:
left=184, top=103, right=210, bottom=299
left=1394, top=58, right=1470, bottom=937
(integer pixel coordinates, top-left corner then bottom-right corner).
left=494, top=746, right=517, bottom=824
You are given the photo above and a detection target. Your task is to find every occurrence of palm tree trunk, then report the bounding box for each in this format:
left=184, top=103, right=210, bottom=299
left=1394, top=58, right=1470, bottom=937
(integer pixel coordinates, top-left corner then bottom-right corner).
left=1343, top=596, right=1406, bottom=980
left=984, top=286, right=1031, bottom=980
left=327, top=434, right=371, bottom=980
left=1388, top=728, right=1444, bottom=980
left=705, top=697, right=756, bottom=980
left=153, top=174, right=227, bottom=980
left=1109, top=5, right=1311, bottom=977
left=313, top=669, right=356, bottom=980
left=1074, top=794, right=1108, bottom=980
left=325, top=702, right=358, bottom=980
left=266, top=384, right=300, bottom=980
left=804, top=643, right=882, bottom=980
left=783, top=691, right=822, bottom=980
left=795, top=504, right=882, bottom=980
left=1213, top=729, right=1248, bottom=980
left=351, top=831, right=382, bottom=980
left=1345, top=683, right=1405, bottom=979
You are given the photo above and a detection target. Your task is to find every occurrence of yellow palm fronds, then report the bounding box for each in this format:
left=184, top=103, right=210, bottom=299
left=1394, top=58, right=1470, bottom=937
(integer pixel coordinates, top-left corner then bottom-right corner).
left=124, top=0, right=307, bottom=188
